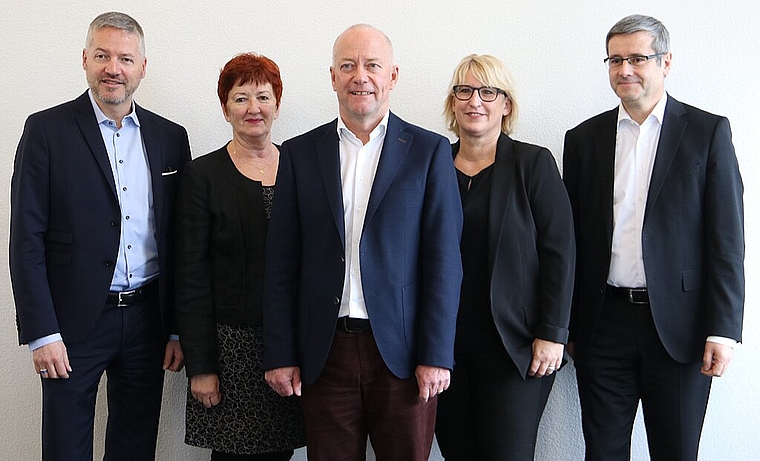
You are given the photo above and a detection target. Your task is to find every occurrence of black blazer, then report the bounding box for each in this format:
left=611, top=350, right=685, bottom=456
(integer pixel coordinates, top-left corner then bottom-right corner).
left=10, top=91, right=191, bottom=345
left=455, top=134, right=575, bottom=378
left=263, top=113, right=463, bottom=384
left=175, top=146, right=269, bottom=376
left=563, top=95, right=744, bottom=364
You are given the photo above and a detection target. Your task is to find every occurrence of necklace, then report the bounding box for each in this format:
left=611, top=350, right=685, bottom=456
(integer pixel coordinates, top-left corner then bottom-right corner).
left=232, top=145, right=274, bottom=175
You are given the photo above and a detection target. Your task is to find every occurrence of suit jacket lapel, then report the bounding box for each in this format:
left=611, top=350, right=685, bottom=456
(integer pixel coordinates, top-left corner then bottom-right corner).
left=645, top=96, right=687, bottom=223
left=136, top=104, right=165, bottom=236
left=73, top=92, right=118, bottom=199
left=316, top=122, right=346, bottom=247
left=487, top=134, right=516, bottom=273
left=365, top=113, right=410, bottom=226
left=594, top=109, right=618, bottom=243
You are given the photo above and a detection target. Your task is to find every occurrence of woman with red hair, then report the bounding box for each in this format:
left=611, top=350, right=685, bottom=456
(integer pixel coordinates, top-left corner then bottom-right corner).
left=175, top=53, right=305, bottom=461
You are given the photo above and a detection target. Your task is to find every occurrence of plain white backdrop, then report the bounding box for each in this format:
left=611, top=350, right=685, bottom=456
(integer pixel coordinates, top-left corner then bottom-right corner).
left=1, top=1, right=758, bottom=459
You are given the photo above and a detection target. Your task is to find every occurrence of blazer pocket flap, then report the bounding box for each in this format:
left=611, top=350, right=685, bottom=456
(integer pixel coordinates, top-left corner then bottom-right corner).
left=682, top=270, right=700, bottom=291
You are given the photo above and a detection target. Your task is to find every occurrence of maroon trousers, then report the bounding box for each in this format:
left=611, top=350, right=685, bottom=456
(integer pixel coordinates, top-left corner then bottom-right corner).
left=301, top=329, right=437, bottom=461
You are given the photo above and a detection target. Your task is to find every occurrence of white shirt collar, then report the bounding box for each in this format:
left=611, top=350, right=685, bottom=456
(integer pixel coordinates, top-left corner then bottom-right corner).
left=617, top=91, right=668, bottom=127
left=336, top=111, right=390, bottom=142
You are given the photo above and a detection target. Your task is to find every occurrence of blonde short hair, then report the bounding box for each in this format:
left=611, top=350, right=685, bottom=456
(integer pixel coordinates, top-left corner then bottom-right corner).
left=444, top=54, right=519, bottom=136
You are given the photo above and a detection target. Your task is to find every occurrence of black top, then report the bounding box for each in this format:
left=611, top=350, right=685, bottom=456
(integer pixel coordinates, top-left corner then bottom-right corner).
left=455, top=165, right=505, bottom=355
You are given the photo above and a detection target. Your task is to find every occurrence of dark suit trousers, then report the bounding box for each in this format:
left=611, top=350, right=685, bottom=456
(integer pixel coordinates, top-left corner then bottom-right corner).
left=435, top=350, right=555, bottom=461
left=41, top=296, right=165, bottom=461
left=575, top=292, right=712, bottom=461
left=300, top=329, right=436, bottom=461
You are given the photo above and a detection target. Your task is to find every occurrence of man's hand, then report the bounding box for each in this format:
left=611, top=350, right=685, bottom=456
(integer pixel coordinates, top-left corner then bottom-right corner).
left=265, top=366, right=302, bottom=397
left=163, top=339, right=184, bottom=372
left=702, top=341, right=734, bottom=377
left=528, top=338, right=564, bottom=378
left=415, top=365, right=450, bottom=403
left=190, top=374, right=222, bottom=408
left=32, top=340, right=72, bottom=379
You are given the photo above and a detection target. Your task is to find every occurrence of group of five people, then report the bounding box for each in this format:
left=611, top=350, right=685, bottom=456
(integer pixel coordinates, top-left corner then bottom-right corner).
left=10, top=10, right=743, bottom=461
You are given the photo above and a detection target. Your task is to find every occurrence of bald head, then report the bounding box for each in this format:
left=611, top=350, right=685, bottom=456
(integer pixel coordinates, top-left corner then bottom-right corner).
left=332, top=24, right=394, bottom=66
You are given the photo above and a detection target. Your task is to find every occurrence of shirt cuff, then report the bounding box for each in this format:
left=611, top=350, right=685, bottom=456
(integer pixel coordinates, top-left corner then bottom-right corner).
left=706, top=336, right=737, bottom=348
left=169, top=334, right=179, bottom=341
left=28, top=333, right=63, bottom=351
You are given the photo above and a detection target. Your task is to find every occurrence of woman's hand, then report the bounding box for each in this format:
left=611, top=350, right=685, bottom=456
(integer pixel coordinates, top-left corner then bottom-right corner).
left=190, top=373, right=222, bottom=408
left=528, top=339, right=564, bottom=378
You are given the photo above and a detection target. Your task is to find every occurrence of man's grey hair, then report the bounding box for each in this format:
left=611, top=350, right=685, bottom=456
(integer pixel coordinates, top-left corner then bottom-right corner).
left=606, top=14, right=670, bottom=62
left=85, top=12, right=145, bottom=56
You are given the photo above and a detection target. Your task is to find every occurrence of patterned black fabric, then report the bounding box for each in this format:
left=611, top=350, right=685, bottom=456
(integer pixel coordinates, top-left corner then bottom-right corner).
left=185, top=324, right=305, bottom=454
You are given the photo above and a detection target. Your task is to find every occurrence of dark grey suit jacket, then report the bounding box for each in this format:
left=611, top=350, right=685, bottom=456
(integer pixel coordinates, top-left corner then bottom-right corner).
left=563, top=95, right=744, bottom=364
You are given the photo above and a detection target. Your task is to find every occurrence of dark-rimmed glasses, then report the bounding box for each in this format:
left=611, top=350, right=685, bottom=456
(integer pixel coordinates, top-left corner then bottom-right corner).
left=604, top=53, right=666, bottom=68
left=452, top=85, right=506, bottom=102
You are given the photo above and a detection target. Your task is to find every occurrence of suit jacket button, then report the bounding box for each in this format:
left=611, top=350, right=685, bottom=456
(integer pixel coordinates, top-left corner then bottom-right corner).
left=105, top=261, right=113, bottom=267
left=333, top=297, right=340, bottom=305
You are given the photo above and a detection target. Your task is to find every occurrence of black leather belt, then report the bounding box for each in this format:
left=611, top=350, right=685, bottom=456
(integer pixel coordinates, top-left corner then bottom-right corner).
left=606, top=285, right=649, bottom=304
left=107, top=280, right=158, bottom=306
left=337, top=316, right=371, bottom=333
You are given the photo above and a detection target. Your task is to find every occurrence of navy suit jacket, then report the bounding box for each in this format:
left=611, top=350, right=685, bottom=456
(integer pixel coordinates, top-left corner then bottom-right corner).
left=457, top=134, right=575, bottom=379
left=10, top=91, right=191, bottom=345
left=563, top=95, right=744, bottom=364
left=263, top=113, right=463, bottom=384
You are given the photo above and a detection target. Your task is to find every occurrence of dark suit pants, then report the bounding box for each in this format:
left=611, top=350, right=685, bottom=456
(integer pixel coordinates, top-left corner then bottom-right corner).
left=576, top=293, right=712, bottom=461
left=41, top=296, right=165, bottom=461
left=300, top=329, right=436, bottom=461
left=435, top=350, right=555, bottom=461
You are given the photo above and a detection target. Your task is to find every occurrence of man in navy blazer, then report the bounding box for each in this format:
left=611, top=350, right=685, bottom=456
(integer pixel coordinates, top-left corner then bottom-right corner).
left=10, top=12, right=189, bottom=460
left=263, top=24, right=463, bottom=461
left=563, top=15, right=744, bottom=460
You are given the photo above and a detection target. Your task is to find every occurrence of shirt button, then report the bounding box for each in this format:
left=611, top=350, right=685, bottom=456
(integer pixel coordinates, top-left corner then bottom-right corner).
left=127, top=245, right=132, bottom=249
left=122, top=187, right=127, bottom=191
left=125, top=216, right=130, bottom=220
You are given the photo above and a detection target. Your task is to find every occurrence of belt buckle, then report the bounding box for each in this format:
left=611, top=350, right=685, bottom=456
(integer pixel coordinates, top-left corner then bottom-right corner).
left=117, top=289, right=137, bottom=307
left=628, top=289, right=648, bottom=304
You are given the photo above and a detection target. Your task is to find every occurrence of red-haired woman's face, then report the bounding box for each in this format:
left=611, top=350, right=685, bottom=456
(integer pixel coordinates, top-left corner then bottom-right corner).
left=223, top=81, right=280, bottom=141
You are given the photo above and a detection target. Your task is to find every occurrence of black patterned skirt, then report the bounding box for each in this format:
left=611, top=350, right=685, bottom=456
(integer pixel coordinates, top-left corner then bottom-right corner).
left=184, top=324, right=306, bottom=454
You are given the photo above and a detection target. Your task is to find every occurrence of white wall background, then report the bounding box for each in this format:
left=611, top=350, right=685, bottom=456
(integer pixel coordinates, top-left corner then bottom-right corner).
left=1, top=1, right=758, bottom=460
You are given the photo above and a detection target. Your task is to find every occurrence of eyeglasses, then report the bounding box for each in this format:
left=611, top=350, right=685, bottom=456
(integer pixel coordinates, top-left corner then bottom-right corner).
left=452, top=85, right=506, bottom=102
left=604, top=53, right=666, bottom=68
